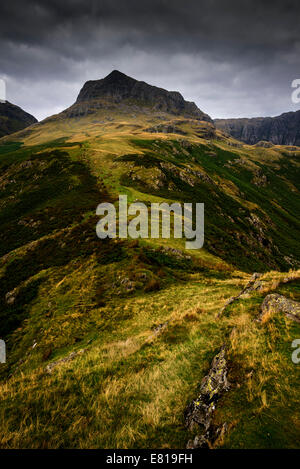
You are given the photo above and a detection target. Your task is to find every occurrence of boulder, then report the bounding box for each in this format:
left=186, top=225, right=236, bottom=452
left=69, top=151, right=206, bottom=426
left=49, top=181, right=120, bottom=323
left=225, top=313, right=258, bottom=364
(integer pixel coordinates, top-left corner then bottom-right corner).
left=260, top=294, right=300, bottom=323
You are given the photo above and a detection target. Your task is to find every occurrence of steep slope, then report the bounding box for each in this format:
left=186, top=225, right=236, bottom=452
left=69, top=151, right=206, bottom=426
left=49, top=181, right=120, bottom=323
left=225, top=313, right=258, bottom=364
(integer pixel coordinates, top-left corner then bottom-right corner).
left=0, top=71, right=299, bottom=449
left=215, top=110, right=300, bottom=146
left=0, top=101, right=37, bottom=138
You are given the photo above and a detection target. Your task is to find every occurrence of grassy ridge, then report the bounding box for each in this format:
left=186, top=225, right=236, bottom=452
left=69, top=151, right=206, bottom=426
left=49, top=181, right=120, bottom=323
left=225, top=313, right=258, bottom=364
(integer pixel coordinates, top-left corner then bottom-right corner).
left=0, top=113, right=299, bottom=448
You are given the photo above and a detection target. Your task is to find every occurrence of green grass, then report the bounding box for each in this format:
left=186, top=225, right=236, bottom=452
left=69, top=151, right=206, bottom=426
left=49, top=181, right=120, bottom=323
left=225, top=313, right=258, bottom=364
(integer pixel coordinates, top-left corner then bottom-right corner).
left=0, top=111, right=299, bottom=448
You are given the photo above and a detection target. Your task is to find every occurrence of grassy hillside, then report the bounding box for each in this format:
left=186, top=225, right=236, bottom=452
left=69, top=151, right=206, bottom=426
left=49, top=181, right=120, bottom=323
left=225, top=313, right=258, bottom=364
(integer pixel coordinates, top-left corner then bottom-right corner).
left=0, top=109, right=299, bottom=448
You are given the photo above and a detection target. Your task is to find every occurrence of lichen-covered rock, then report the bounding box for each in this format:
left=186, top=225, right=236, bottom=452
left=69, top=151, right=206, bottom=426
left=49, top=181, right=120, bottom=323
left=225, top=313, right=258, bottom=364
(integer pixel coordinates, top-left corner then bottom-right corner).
left=260, top=294, right=300, bottom=323
left=185, top=347, right=229, bottom=448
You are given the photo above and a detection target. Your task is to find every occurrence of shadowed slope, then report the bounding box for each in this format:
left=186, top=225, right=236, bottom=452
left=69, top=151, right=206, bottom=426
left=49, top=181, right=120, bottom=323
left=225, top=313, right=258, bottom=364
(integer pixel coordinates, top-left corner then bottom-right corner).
left=0, top=101, right=37, bottom=138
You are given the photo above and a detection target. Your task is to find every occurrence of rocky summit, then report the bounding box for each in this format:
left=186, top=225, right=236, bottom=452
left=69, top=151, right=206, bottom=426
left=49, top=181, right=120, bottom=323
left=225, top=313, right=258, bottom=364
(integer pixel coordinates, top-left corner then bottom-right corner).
left=70, top=70, right=212, bottom=121
left=215, top=110, right=300, bottom=146
left=0, top=101, right=37, bottom=138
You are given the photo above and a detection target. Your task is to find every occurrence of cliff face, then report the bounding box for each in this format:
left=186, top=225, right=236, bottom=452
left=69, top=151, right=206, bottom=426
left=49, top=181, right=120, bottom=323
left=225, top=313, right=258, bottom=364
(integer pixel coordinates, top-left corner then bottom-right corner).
left=215, top=110, right=300, bottom=145
left=0, top=102, right=37, bottom=138
left=72, top=70, right=212, bottom=121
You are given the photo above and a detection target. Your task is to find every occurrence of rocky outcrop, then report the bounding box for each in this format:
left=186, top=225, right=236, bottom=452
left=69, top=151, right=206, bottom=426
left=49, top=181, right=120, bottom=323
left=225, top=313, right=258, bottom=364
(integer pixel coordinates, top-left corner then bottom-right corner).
left=260, top=294, right=300, bottom=323
left=46, top=349, right=86, bottom=374
left=145, top=123, right=187, bottom=135
left=254, top=140, right=274, bottom=148
left=251, top=169, right=268, bottom=187
left=159, top=161, right=215, bottom=187
left=70, top=70, right=212, bottom=122
left=185, top=347, right=230, bottom=448
left=0, top=101, right=37, bottom=138
left=217, top=273, right=262, bottom=317
left=215, top=110, right=300, bottom=146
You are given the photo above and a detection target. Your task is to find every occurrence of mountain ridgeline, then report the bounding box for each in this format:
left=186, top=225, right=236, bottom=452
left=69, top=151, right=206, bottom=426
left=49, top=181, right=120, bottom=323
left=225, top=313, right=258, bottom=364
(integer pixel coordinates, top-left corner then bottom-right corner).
left=65, top=70, right=212, bottom=121
left=0, top=101, right=37, bottom=138
left=215, top=110, right=300, bottom=146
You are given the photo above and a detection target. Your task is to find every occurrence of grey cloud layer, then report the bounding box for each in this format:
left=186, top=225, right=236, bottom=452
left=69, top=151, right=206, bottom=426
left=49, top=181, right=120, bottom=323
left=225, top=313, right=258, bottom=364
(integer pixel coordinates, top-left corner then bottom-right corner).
left=0, top=0, right=299, bottom=120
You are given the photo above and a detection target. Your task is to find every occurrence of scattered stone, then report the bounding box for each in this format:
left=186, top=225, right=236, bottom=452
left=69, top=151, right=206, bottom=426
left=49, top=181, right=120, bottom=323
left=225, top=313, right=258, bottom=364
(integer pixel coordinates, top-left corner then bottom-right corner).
left=152, top=322, right=168, bottom=335
left=259, top=294, right=300, bottom=323
left=159, top=246, right=191, bottom=261
left=252, top=168, right=268, bottom=187
left=283, top=255, right=300, bottom=268
left=120, top=277, right=136, bottom=292
left=146, top=321, right=169, bottom=342
left=5, top=290, right=16, bottom=305
left=46, top=349, right=86, bottom=374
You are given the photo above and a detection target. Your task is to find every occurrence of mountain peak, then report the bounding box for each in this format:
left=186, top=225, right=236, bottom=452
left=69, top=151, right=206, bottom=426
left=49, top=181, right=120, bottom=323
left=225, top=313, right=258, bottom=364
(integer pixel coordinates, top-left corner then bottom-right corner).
left=75, top=70, right=212, bottom=121
left=104, top=70, right=133, bottom=81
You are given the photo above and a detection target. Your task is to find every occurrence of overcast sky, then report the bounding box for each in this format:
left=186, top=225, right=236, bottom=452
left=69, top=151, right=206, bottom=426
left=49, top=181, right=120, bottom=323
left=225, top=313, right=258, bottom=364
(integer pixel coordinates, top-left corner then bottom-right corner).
left=0, top=0, right=299, bottom=121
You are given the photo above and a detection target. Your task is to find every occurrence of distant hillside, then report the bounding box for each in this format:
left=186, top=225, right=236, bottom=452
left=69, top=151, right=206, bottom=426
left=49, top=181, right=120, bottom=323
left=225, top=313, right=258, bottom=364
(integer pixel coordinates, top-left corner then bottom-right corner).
left=215, top=110, right=300, bottom=145
left=0, top=101, right=37, bottom=138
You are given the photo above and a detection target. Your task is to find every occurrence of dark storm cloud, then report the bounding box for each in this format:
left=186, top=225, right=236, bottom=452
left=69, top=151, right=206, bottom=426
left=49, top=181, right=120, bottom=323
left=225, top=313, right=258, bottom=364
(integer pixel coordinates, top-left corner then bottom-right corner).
left=0, top=0, right=299, bottom=120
